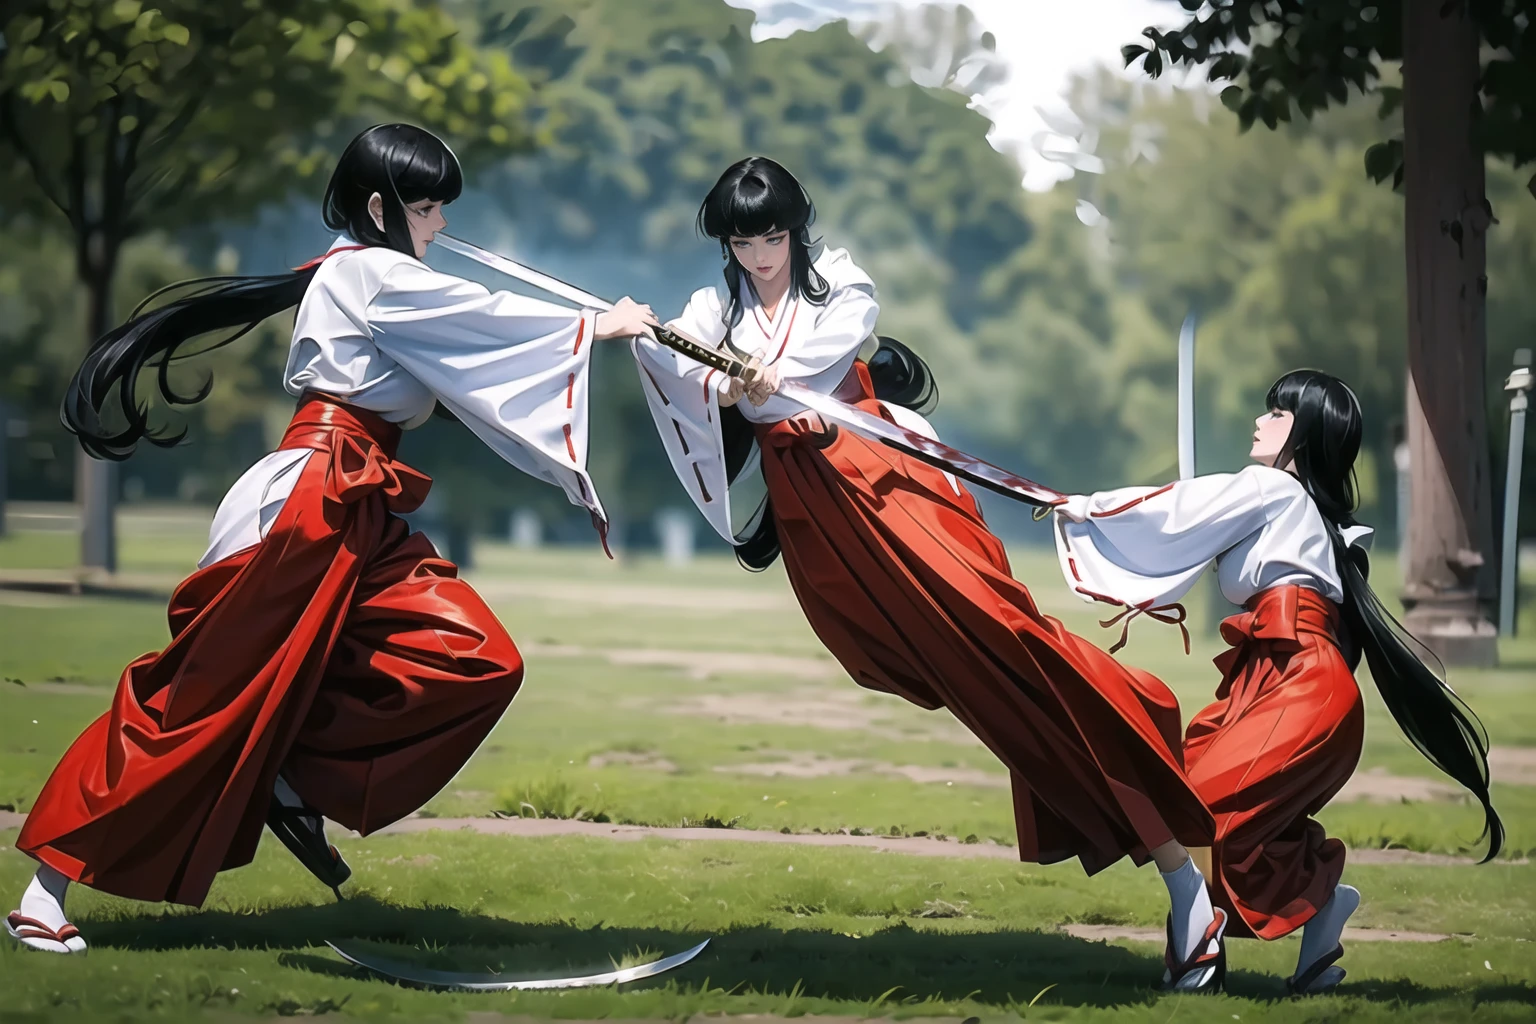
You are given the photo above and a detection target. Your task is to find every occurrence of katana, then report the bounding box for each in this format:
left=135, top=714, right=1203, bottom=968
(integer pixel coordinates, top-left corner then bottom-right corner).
left=1178, top=312, right=1197, bottom=481
left=325, top=937, right=710, bottom=991
left=432, top=233, right=1066, bottom=509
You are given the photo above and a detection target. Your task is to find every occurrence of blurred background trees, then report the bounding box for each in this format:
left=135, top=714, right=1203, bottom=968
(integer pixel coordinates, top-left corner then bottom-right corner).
left=3, top=0, right=1533, bottom=574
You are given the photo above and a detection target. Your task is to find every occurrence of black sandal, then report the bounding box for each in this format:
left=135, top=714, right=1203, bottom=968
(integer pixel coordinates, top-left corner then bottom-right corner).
left=267, top=797, right=351, bottom=900
left=1161, top=906, right=1228, bottom=993
left=1286, top=944, right=1345, bottom=995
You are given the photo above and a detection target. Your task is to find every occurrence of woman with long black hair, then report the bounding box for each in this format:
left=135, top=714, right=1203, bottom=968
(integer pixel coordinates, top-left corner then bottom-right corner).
left=1053, top=369, right=1502, bottom=993
left=634, top=157, right=1228, bottom=992
left=6, top=123, right=658, bottom=954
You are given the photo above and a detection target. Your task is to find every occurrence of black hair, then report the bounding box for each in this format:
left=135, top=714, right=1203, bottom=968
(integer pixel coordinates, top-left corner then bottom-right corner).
left=697, top=156, right=829, bottom=331
left=61, top=124, right=463, bottom=459
left=1268, top=369, right=1503, bottom=861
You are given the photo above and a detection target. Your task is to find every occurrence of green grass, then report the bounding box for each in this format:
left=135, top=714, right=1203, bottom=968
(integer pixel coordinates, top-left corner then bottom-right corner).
left=1, top=831, right=1534, bottom=1022
left=2, top=515, right=1535, bottom=1020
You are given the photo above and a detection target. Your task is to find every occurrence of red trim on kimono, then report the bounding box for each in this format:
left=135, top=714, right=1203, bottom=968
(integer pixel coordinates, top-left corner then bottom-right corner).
left=1090, top=482, right=1176, bottom=518
left=291, top=245, right=369, bottom=273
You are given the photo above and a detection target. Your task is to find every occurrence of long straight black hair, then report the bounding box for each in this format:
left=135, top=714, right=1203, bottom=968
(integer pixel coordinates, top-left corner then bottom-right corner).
left=61, top=124, right=464, bottom=459
left=1269, top=369, right=1503, bottom=861
left=696, top=158, right=938, bottom=569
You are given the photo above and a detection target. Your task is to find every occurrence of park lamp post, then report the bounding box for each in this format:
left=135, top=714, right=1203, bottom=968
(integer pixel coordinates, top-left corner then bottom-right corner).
left=1500, top=348, right=1533, bottom=637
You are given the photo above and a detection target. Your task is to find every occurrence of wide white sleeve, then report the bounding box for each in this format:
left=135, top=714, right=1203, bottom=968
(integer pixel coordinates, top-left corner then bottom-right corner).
left=774, top=282, right=878, bottom=381
left=631, top=287, right=734, bottom=541
left=1054, top=469, right=1270, bottom=610
left=368, top=260, right=604, bottom=520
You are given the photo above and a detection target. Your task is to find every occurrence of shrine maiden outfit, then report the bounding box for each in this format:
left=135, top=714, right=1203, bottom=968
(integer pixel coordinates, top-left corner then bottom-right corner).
left=1054, top=464, right=1374, bottom=938
left=19, top=237, right=603, bottom=906
left=632, top=246, right=1213, bottom=874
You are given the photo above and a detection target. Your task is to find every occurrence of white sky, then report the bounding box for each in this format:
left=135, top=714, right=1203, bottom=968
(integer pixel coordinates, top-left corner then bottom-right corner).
left=725, top=0, right=1189, bottom=190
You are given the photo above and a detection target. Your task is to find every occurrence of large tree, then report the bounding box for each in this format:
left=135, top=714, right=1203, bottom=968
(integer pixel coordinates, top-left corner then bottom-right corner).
left=1125, top=0, right=1536, bottom=665
left=0, top=0, right=528, bottom=571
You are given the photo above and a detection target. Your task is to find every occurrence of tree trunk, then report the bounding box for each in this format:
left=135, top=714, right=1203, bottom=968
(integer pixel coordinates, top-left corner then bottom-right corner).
left=1399, top=0, right=1498, bottom=666
left=78, top=260, right=118, bottom=573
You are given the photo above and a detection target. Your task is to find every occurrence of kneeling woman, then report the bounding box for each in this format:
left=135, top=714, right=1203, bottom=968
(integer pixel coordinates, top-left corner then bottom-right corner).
left=7, top=124, right=657, bottom=954
left=634, top=157, right=1225, bottom=991
left=1052, top=369, right=1502, bottom=992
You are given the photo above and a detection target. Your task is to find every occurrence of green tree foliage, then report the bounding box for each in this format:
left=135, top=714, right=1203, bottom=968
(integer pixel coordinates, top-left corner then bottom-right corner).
left=0, top=228, right=287, bottom=501
left=1122, top=0, right=1536, bottom=193
left=0, top=0, right=531, bottom=565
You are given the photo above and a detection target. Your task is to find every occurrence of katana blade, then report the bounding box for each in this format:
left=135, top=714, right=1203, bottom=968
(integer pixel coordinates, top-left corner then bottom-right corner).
left=1177, top=312, right=1197, bottom=480
left=433, top=234, right=752, bottom=379
left=432, top=233, right=1064, bottom=508
left=781, top=382, right=1065, bottom=507
left=325, top=938, right=710, bottom=992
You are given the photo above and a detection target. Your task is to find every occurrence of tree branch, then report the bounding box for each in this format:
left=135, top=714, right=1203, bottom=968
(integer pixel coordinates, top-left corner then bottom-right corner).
left=123, top=87, right=206, bottom=224
left=0, top=91, right=74, bottom=225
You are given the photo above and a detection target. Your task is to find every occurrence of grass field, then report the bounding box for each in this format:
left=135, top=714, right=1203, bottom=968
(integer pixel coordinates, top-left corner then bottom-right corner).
left=1, top=505, right=1534, bottom=1022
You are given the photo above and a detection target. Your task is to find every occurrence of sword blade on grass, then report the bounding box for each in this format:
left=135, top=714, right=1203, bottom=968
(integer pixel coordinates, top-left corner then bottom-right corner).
left=325, top=938, right=711, bottom=992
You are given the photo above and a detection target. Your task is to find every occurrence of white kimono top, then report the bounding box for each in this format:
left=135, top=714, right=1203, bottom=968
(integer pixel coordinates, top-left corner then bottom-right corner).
left=201, top=235, right=601, bottom=567
left=1053, top=464, right=1374, bottom=644
left=632, top=246, right=945, bottom=541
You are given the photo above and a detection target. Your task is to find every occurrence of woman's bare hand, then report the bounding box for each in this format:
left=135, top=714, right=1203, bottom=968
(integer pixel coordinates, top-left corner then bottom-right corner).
left=746, top=362, right=782, bottom=407
left=594, top=297, right=660, bottom=341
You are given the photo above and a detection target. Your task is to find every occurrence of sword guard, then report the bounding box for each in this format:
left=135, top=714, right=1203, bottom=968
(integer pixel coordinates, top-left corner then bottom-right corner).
left=1033, top=504, right=1054, bottom=521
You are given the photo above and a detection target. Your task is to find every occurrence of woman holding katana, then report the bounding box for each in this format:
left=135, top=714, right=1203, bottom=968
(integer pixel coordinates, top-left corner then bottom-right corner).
left=7, top=123, right=659, bottom=955
left=633, top=157, right=1227, bottom=992
left=1051, top=369, right=1503, bottom=993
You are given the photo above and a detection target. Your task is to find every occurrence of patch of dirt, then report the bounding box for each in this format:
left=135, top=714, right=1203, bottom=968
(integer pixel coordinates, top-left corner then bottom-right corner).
left=1336, top=767, right=1465, bottom=803
left=381, top=854, right=440, bottom=867
left=469, top=579, right=795, bottom=614
left=527, top=644, right=840, bottom=682
left=3, top=680, right=110, bottom=696
left=716, top=751, right=1005, bottom=789
left=3, top=808, right=1520, bottom=868
left=667, top=690, right=887, bottom=731
left=664, top=690, right=978, bottom=745
left=1346, top=847, right=1524, bottom=866
left=588, top=751, right=679, bottom=773
left=371, top=815, right=1018, bottom=860
left=1062, top=924, right=1453, bottom=944
left=1490, top=746, right=1536, bottom=786
left=469, top=1017, right=972, bottom=1024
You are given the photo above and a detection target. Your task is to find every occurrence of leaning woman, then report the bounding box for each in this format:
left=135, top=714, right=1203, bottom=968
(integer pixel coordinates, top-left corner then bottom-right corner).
left=6, top=124, right=658, bottom=954
left=633, top=157, right=1227, bottom=991
left=1052, top=369, right=1503, bottom=993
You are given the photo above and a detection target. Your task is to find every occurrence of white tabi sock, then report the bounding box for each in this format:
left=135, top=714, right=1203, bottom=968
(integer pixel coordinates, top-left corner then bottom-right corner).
left=18, top=864, right=71, bottom=933
left=1160, top=856, right=1216, bottom=969
left=1296, top=883, right=1360, bottom=981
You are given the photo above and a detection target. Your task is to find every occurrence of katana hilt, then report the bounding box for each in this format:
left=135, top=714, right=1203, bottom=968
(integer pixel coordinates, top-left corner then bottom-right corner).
left=652, top=325, right=757, bottom=382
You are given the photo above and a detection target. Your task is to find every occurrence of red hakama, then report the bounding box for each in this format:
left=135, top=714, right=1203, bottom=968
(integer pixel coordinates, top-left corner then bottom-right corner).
left=18, top=396, right=523, bottom=906
left=1184, top=585, right=1363, bottom=939
left=755, top=364, right=1214, bottom=873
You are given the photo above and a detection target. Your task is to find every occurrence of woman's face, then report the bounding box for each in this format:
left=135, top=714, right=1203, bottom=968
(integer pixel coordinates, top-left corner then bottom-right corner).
left=368, top=194, right=448, bottom=259
left=1250, top=408, right=1295, bottom=468
left=728, top=229, right=791, bottom=287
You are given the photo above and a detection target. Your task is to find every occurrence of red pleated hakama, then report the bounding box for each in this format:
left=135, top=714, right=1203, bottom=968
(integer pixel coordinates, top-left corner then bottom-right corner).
left=1183, top=584, right=1364, bottom=939
left=18, top=396, right=523, bottom=906
left=754, top=364, right=1214, bottom=873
